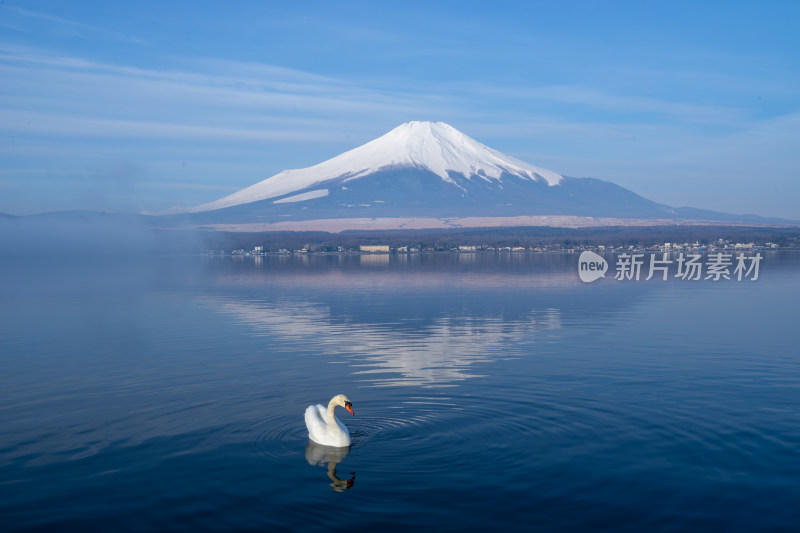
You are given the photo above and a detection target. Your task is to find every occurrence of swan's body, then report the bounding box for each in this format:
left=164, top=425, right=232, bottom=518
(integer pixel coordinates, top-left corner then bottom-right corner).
left=304, top=394, right=354, bottom=447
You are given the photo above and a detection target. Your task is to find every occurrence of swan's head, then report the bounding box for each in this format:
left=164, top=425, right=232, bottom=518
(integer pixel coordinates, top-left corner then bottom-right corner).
left=334, top=394, right=354, bottom=416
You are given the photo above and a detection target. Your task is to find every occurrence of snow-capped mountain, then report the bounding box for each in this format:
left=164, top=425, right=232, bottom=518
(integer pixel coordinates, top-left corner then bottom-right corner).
left=160, top=121, right=776, bottom=226
left=180, top=121, right=562, bottom=213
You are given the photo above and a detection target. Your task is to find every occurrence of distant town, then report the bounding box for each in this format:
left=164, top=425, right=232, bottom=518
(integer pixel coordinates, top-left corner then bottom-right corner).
left=207, top=238, right=796, bottom=257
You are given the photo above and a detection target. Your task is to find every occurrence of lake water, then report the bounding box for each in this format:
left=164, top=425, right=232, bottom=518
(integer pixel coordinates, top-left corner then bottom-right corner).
left=1, top=252, right=798, bottom=532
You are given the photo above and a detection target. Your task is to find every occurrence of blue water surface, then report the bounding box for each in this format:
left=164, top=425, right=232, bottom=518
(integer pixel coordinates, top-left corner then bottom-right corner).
left=0, top=252, right=798, bottom=532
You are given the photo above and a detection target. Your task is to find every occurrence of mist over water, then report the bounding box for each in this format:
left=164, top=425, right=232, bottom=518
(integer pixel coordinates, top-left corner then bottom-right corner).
left=1, top=252, right=798, bottom=532
left=0, top=213, right=202, bottom=258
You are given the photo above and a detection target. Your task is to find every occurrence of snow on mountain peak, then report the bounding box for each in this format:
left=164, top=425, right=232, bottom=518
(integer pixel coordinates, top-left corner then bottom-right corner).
left=182, top=121, right=562, bottom=213
left=376, top=121, right=562, bottom=186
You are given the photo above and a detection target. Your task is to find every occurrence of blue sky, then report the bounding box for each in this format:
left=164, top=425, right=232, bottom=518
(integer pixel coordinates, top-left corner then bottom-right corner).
left=1, top=1, right=798, bottom=218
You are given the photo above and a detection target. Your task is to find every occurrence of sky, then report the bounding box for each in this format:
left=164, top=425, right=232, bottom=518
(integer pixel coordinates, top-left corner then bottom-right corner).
left=0, top=0, right=798, bottom=218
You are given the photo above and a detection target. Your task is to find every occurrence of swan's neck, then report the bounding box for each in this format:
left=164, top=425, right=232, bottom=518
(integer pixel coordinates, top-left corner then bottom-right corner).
left=326, top=398, right=338, bottom=425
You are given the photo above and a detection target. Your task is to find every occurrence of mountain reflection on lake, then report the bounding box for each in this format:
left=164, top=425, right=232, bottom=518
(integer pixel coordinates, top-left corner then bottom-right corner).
left=199, top=297, right=561, bottom=386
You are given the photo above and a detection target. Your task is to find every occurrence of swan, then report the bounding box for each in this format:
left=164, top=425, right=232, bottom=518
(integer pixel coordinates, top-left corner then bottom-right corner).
left=304, top=394, right=354, bottom=447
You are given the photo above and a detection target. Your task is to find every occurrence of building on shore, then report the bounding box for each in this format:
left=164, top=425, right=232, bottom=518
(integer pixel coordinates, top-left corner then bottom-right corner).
left=360, top=245, right=390, bottom=253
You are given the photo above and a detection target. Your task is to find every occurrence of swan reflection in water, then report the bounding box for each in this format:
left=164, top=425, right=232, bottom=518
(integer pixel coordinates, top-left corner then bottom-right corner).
left=305, top=442, right=356, bottom=492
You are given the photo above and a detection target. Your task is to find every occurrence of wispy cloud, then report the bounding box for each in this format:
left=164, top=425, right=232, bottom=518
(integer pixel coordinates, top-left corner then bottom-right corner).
left=489, top=85, right=746, bottom=125
left=0, top=109, right=342, bottom=142
left=0, top=43, right=455, bottom=144
left=1, top=5, right=146, bottom=44
left=0, top=41, right=750, bottom=157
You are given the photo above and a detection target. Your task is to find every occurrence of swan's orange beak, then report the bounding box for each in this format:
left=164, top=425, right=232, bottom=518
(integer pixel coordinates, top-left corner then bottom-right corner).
left=345, top=402, right=354, bottom=416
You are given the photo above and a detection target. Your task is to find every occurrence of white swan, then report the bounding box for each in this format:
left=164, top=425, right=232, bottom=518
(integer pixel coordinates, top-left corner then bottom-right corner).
left=304, top=394, right=354, bottom=447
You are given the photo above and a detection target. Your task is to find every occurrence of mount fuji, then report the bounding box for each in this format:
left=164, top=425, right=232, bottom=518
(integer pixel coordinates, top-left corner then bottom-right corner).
left=159, top=121, right=778, bottom=228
